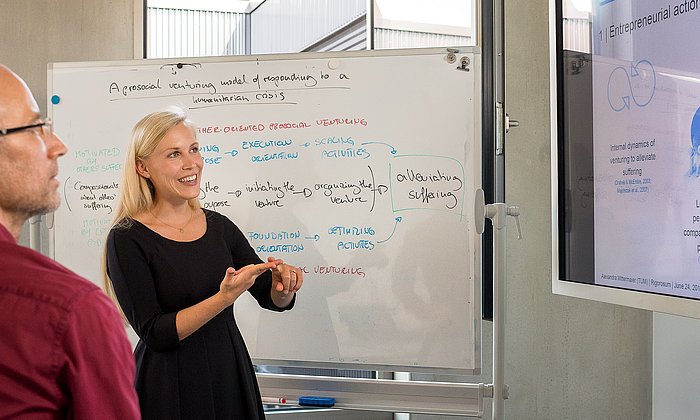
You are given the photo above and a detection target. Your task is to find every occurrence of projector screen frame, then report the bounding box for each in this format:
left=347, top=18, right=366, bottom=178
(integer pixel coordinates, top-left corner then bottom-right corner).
left=549, top=0, right=700, bottom=319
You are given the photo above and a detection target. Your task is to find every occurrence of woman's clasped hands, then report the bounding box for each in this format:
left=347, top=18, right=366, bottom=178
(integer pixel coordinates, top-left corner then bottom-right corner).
left=267, top=257, right=303, bottom=296
left=219, top=257, right=303, bottom=307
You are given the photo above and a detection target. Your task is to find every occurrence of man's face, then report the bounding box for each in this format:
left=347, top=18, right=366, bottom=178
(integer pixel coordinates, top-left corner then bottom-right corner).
left=0, top=67, right=67, bottom=220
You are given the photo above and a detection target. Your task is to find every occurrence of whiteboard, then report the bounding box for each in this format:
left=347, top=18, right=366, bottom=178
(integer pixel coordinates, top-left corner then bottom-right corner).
left=48, top=48, right=481, bottom=373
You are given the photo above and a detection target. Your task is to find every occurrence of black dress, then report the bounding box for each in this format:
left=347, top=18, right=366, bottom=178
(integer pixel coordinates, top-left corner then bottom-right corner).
left=106, top=209, right=293, bottom=419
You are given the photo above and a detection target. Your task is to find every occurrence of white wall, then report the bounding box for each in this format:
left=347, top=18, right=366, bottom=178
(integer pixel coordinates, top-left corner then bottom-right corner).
left=653, top=313, right=700, bottom=420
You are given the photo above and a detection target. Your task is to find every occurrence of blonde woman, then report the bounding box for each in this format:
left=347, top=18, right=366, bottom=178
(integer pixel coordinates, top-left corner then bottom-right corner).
left=105, top=107, right=302, bottom=419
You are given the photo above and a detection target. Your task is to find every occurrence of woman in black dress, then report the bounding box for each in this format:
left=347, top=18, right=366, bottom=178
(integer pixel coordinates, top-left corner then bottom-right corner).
left=104, top=108, right=303, bottom=419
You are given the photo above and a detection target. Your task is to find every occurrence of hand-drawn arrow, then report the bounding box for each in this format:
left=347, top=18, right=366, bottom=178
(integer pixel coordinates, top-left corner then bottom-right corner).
left=376, top=216, right=403, bottom=244
left=360, top=141, right=397, bottom=155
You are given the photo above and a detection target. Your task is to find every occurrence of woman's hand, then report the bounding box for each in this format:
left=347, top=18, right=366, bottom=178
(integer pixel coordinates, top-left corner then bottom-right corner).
left=219, top=260, right=280, bottom=305
left=177, top=260, right=280, bottom=341
left=269, top=256, right=303, bottom=300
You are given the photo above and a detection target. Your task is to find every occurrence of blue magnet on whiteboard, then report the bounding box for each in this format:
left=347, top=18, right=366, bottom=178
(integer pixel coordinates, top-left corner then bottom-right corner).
left=51, top=95, right=60, bottom=105
left=298, top=396, right=336, bottom=407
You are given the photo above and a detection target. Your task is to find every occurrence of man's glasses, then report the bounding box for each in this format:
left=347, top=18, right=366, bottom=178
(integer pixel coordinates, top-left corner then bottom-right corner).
left=0, top=118, right=53, bottom=139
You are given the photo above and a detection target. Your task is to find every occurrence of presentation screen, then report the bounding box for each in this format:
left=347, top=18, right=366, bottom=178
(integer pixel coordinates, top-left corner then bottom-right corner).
left=552, top=0, right=700, bottom=317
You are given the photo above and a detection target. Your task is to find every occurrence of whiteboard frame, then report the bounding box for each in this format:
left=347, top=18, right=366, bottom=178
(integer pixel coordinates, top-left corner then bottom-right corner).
left=257, top=373, right=485, bottom=416
left=48, top=46, right=473, bottom=70
left=548, top=0, right=700, bottom=319
left=47, top=46, right=483, bottom=376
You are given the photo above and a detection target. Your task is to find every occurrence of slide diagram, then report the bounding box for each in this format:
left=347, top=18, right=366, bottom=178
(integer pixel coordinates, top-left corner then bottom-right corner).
left=606, top=59, right=656, bottom=112
left=689, top=107, right=700, bottom=176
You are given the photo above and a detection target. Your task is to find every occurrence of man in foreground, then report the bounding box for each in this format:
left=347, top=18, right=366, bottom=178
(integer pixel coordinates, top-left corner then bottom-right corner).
left=0, top=64, right=140, bottom=419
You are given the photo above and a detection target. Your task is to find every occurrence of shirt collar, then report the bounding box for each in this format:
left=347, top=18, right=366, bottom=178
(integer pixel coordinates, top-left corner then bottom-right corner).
left=0, top=223, right=16, bottom=244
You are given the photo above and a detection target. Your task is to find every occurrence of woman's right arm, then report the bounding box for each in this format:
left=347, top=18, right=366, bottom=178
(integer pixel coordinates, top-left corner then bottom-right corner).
left=106, top=229, right=280, bottom=345
left=174, top=263, right=278, bottom=341
left=106, top=229, right=180, bottom=351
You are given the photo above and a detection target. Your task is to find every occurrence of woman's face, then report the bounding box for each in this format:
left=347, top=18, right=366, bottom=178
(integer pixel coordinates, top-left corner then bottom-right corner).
left=137, top=122, right=203, bottom=204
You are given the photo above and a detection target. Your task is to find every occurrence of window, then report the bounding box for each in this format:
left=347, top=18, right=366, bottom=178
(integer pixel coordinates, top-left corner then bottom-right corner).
left=145, top=0, right=474, bottom=58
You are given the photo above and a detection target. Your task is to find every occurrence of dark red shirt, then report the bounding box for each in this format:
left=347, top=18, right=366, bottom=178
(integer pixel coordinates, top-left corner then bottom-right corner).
left=0, top=224, right=140, bottom=419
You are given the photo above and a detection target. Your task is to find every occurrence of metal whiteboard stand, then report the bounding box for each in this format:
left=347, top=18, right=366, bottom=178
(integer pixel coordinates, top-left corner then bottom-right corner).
left=475, top=189, right=521, bottom=420
left=255, top=189, right=517, bottom=417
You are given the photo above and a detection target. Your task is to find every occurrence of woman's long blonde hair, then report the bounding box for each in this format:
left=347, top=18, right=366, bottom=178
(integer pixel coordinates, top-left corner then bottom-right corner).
left=102, top=106, right=201, bottom=310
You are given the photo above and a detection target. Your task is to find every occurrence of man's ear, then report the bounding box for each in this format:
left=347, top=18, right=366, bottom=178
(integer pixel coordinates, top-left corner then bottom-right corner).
left=135, top=159, right=150, bottom=178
